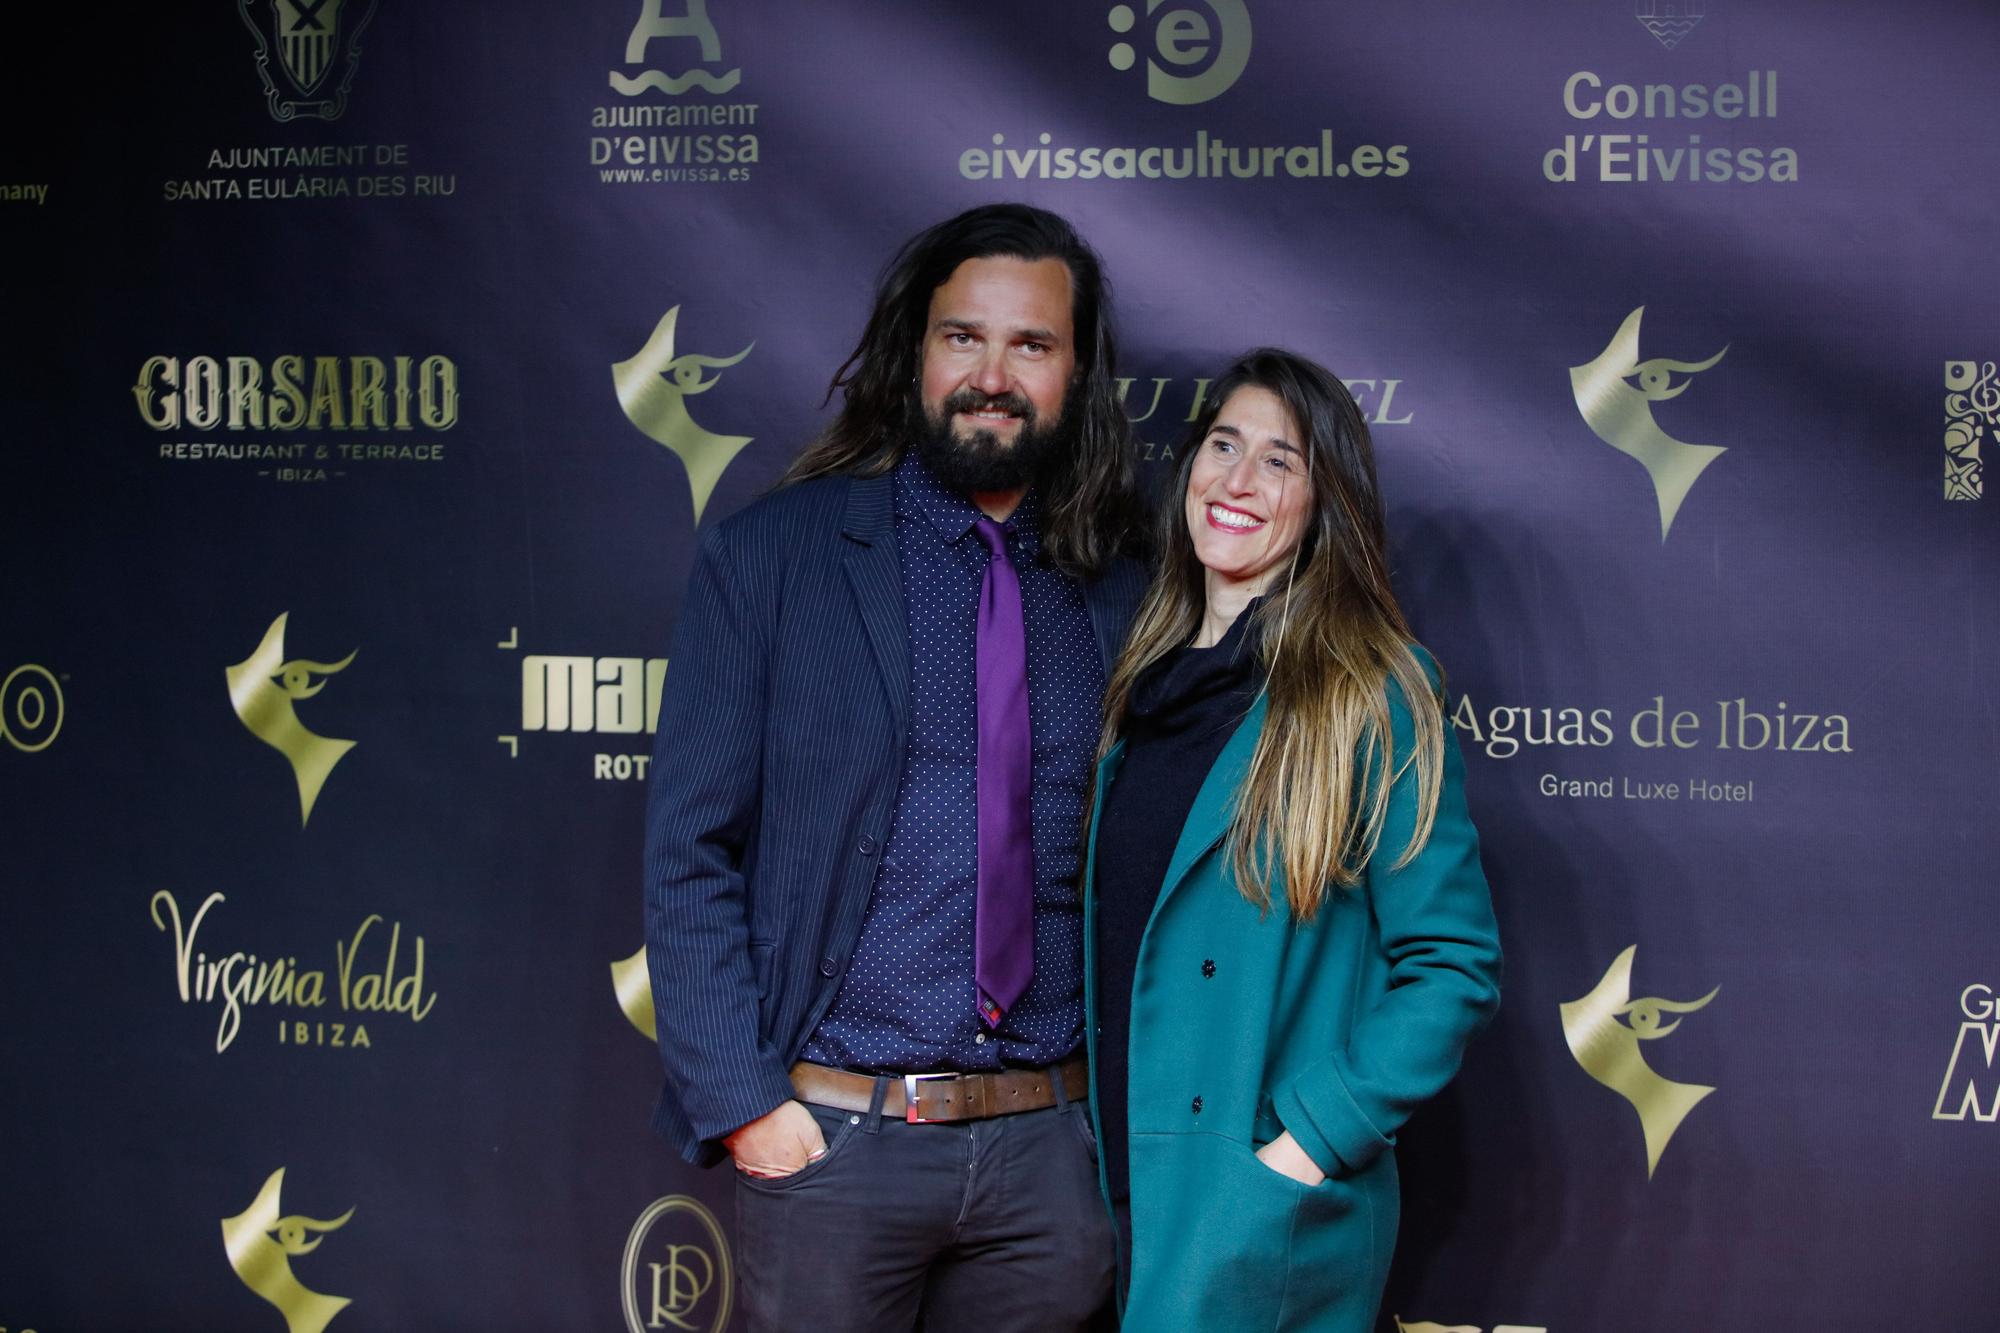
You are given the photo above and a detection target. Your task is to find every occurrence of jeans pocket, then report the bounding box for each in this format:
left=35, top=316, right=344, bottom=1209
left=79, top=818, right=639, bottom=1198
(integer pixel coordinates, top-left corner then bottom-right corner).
left=734, top=1104, right=860, bottom=1193
left=1070, top=1105, right=1101, bottom=1164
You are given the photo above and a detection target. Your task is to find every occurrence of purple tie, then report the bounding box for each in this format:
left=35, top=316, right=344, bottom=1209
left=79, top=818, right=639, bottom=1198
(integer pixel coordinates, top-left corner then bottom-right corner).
left=972, top=517, right=1035, bottom=1029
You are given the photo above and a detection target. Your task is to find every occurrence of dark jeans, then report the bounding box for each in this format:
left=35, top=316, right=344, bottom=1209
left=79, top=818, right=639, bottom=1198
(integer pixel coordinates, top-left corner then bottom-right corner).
left=734, top=1086, right=1116, bottom=1332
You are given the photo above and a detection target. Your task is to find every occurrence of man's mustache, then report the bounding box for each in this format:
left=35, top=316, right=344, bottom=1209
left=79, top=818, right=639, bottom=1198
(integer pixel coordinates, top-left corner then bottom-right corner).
left=941, top=388, right=1036, bottom=424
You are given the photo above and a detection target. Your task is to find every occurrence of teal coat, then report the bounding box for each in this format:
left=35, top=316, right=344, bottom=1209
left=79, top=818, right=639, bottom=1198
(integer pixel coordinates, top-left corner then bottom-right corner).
left=1084, top=680, right=1502, bottom=1332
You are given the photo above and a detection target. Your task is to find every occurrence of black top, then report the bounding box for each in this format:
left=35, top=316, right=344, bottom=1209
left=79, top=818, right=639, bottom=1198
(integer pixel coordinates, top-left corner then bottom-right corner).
left=1094, top=603, right=1265, bottom=1209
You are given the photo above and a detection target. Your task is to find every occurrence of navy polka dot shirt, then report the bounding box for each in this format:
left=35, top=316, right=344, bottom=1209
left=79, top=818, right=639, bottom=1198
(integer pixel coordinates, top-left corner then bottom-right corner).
left=803, top=451, right=1102, bottom=1073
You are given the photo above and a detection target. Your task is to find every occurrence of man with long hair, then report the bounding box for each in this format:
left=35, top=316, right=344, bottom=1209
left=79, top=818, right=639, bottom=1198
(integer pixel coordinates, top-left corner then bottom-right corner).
left=643, top=203, right=1145, bottom=1330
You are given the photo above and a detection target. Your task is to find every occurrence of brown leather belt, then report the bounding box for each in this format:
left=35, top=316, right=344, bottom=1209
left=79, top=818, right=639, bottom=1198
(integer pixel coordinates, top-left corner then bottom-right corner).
left=790, top=1057, right=1089, bottom=1124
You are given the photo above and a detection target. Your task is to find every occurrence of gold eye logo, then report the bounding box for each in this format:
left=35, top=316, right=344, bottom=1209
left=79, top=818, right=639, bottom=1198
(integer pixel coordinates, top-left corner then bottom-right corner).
left=226, top=613, right=358, bottom=826
left=611, top=944, right=657, bottom=1040
left=221, top=1168, right=355, bottom=1333
left=1560, top=945, right=1719, bottom=1177
left=613, top=306, right=755, bottom=524
left=1624, top=350, right=1726, bottom=403
left=1569, top=307, right=1730, bottom=541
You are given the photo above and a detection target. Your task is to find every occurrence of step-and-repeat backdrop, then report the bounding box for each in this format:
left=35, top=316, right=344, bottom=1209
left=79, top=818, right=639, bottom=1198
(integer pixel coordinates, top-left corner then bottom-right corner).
left=4, top=2, right=1997, bottom=1329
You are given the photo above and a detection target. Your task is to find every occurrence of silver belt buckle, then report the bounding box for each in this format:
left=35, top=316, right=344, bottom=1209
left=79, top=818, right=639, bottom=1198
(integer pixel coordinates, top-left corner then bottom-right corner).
left=903, top=1071, right=957, bottom=1124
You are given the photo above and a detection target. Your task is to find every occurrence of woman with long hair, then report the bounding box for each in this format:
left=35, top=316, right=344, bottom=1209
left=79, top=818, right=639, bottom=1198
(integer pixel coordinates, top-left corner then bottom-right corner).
left=1084, top=348, right=1502, bottom=1330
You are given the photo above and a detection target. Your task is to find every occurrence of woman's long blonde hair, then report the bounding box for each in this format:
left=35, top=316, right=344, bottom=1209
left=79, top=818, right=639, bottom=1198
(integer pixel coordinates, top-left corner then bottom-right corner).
left=1098, top=349, right=1445, bottom=921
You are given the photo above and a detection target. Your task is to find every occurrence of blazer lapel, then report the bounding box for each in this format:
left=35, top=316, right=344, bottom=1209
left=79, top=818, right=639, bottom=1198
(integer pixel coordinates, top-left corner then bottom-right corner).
left=1148, top=692, right=1269, bottom=930
left=839, top=474, right=910, bottom=735
left=1083, top=556, right=1146, bottom=671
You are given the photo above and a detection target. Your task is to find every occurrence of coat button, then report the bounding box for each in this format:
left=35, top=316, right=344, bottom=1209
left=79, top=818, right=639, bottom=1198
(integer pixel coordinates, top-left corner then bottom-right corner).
left=1201, top=959, right=1216, bottom=978
left=856, top=835, right=878, bottom=855
left=1191, top=1095, right=1203, bottom=1114
left=819, top=957, right=839, bottom=978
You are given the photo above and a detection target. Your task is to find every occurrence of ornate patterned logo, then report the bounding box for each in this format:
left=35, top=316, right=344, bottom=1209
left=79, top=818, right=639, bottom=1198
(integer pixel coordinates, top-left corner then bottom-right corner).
left=1570, top=307, right=1730, bottom=541
left=1944, top=360, right=1993, bottom=500
left=1106, top=1, right=1253, bottom=105
left=614, top=307, right=755, bottom=524
left=236, top=0, right=379, bottom=122
left=226, top=613, right=358, bottom=827
left=221, top=1168, right=356, bottom=1333
left=613, top=0, right=741, bottom=96
left=1560, top=945, right=1718, bottom=1177
left=1636, top=0, right=1705, bottom=50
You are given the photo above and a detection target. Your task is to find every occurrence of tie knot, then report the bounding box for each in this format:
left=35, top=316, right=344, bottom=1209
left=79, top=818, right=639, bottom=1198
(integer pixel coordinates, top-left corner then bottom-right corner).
left=973, top=516, right=1011, bottom=560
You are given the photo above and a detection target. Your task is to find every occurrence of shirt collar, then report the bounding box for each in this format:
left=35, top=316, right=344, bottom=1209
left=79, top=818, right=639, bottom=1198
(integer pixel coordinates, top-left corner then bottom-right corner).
left=894, top=449, right=1043, bottom=560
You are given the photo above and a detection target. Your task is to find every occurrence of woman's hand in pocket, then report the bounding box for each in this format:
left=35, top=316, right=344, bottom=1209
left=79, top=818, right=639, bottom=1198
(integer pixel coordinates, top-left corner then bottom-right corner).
left=1254, top=1130, right=1327, bottom=1186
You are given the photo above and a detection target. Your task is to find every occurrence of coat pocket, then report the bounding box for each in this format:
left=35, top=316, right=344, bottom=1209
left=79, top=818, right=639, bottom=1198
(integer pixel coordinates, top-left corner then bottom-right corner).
left=1127, top=1133, right=1379, bottom=1332
left=1251, top=1092, right=1285, bottom=1148
left=1125, top=1133, right=1298, bottom=1331
left=1280, top=1156, right=1383, bottom=1330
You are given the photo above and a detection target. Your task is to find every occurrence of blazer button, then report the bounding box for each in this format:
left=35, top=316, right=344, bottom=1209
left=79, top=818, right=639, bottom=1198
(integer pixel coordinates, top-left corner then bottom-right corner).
left=1190, top=1095, right=1203, bottom=1114
left=819, top=958, right=839, bottom=978
left=856, top=835, right=878, bottom=856
left=1201, top=959, right=1216, bottom=978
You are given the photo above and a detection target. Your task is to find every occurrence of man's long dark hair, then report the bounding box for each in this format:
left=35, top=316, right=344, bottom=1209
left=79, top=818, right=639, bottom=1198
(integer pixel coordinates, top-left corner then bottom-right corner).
left=783, top=203, right=1140, bottom=579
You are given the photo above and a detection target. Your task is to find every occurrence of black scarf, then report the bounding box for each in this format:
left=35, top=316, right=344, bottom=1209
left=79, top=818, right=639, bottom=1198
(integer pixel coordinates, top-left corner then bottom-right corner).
left=1124, top=599, right=1264, bottom=740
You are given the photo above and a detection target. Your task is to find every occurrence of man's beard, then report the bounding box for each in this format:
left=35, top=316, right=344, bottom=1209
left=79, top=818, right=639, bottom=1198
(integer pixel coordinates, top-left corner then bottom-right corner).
left=912, top=386, right=1077, bottom=494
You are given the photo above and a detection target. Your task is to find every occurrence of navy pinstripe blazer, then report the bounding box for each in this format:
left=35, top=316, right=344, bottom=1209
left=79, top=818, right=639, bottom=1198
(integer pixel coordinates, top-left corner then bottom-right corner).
left=642, top=471, right=1148, bottom=1165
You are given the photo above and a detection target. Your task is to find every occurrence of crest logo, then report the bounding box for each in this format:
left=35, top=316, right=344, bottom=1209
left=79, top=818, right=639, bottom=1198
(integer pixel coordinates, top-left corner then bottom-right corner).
left=236, top=0, right=379, bottom=122
left=1570, top=307, right=1729, bottom=541
left=227, top=613, right=358, bottom=827
left=612, top=945, right=657, bottom=1040
left=1561, top=945, right=1718, bottom=1176
left=1, top=664, right=64, bottom=753
left=622, top=1196, right=733, bottom=1333
left=1106, top=1, right=1253, bottom=105
left=1945, top=360, right=1993, bottom=501
left=613, top=0, right=741, bottom=96
left=614, top=307, right=755, bottom=524
left=221, top=1168, right=356, bottom=1333
left=1636, top=0, right=1705, bottom=50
